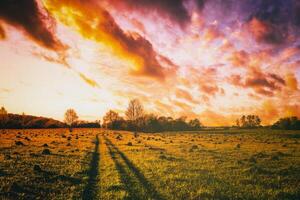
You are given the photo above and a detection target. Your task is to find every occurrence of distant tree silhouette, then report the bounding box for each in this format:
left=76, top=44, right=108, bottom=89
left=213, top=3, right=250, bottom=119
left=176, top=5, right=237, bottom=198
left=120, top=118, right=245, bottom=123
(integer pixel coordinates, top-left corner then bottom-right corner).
left=75, top=120, right=101, bottom=128
left=21, top=112, right=26, bottom=130
left=114, top=113, right=203, bottom=133
left=172, top=116, right=189, bottom=131
left=103, top=110, right=121, bottom=129
left=143, top=114, right=162, bottom=132
left=272, top=116, right=300, bottom=130
left=189, top=118, right=202, bottom=130
left=236, top=115, right=261, bottom=128
left=0, top=106, right=8, bottom=131
left=236, top=119, right=240, bottom=127
left=64, top=109, right=78, bottom=132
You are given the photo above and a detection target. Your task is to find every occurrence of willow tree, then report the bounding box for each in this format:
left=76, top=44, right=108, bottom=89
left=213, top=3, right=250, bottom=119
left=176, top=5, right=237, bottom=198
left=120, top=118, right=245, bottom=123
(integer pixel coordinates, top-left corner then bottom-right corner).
left=64, top=109, right=78, bottom=132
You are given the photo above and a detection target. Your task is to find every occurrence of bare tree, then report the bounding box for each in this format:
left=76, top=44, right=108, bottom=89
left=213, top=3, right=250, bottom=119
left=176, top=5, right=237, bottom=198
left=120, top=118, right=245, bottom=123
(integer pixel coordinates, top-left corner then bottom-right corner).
left=126, top=99, right=144, bottom=121
left=125, top=99, right=144, bottom=135
left=64, top=109, right=78, bottom=132
left=0, top=106, right=8, bottom=133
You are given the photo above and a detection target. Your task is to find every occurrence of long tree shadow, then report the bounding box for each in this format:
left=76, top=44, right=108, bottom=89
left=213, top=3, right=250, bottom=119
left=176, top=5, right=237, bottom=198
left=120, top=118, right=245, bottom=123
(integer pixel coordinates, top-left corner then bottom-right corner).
left=82, top=135, right=100, bottom=200
left=104, top=136, right=165, bottom=200
left=106, top=139, right=143, bottom=199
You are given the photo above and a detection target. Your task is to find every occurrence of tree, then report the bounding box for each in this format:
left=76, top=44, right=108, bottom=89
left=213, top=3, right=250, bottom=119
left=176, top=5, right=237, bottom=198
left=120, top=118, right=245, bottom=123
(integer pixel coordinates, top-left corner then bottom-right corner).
left=272, top=117, right=300, bottom=130
left=144, top=114, right=162, bottom=132
left=237, top=115, right=261, bottom=128
left=0, top=106, right=8, bottom=131
left=125, top=99, right=144, bottom=132
left=241, top=115, right=246, bottom=127
left=125, top=99, right=144, bottom=121
left=173, top=116, right=189, bottom=131
left=64, top=109, right=78, bottom=132
left=236, top=119, right=240, bottom=127
left=254, top=115, right=261, bottom=127
left=189, top=118, right=202, bottom=130
left=103, top=110, right=120, bottom=129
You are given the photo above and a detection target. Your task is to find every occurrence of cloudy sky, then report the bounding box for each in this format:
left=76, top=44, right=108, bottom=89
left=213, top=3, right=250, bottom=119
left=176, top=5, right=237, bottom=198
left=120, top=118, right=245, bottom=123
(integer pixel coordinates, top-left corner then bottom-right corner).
left=0, top=0, right=300, bottom=126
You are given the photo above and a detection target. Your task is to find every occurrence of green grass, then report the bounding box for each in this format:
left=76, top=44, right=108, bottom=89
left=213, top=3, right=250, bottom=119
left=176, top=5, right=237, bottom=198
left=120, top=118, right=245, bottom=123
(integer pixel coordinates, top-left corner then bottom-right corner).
left=0, top=129, right=299, bottom=199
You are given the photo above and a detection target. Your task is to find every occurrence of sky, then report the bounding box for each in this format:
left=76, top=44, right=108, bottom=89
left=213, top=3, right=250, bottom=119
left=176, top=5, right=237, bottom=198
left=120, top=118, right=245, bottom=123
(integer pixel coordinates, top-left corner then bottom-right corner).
left=0, top=0, right=300, bottom=126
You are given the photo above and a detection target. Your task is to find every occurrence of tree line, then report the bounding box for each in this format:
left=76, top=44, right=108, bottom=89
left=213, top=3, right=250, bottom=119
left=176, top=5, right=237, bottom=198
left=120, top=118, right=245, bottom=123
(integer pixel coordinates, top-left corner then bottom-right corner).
left=236, top=115, right=261, bottom=128
left=271, top=117, right=300, bottom=130
left=0, top=107, right=100, bottom=129
left=102, top=99, right=202, bottom=132
left=1, top=102, right=300, bottom=131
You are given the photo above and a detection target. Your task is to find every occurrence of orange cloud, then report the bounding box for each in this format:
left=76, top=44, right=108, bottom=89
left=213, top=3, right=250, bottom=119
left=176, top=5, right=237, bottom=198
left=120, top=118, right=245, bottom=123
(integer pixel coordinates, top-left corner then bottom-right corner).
left=279, top=47, right=300, bottom=62
left=257, top=101, right=300, bottom=125
left=78, top=73, right=100, bottom=88
left=229, top=69, right=286, bottom=97
left=284, top=104, right=300, bottom=118
left=248, top=17, right=285, bottom=44
left=219, top=39, right=234, bottom=52
left=0, top=23, right=5, bottom=39
left=130, top=18, right=146, bottom=34
left=175, top=88, right=199, bottom=104
left=229, top=50, right=249, bottom=67
left=199, top=110, right=235, bottom=126
left=153, top=100, right=175, bottom=116
left=285, top=73, right=298, bottom=91
left=204, top=26, right=223, bottom=43
left=172, top=100, right=193, bottom=111
left=182, top=67, right=222, bottom=98
left=43, top=0, right=175, bottom=80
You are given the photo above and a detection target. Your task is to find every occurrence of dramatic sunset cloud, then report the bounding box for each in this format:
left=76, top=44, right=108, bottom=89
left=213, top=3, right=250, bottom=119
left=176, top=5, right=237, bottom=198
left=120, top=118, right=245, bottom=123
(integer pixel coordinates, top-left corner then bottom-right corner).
left=105, top=0, right=191, bottom=27
left=42, top=0, right=176, bottom=80
left=0, top=0, right=300, bottom=126
left=0, top=0, right=65, bottom=50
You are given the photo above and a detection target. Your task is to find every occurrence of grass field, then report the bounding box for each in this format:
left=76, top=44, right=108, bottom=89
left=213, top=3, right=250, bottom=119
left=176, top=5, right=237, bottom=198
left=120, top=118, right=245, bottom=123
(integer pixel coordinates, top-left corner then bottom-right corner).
left=0, top=128, right=300, bottom=199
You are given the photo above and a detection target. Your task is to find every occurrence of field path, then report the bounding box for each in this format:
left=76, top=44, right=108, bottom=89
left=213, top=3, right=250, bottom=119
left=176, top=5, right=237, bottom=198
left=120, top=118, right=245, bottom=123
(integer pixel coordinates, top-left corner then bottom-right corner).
left=104, top=136, right=165, bottom=200
left=82, top=134, right=100, bottom=199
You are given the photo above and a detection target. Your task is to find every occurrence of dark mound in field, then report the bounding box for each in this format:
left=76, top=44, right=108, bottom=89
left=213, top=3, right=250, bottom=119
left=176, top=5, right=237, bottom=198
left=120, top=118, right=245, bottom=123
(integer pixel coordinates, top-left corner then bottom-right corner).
left=33, top=165, right=42, bottom=172
left=15, top=141, right=24, bottom=146
left=42, top=149, right=51, bottom=155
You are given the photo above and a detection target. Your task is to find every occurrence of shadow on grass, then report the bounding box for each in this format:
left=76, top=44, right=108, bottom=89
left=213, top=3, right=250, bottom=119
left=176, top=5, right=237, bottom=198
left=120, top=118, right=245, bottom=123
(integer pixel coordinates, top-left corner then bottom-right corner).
left=35, top=169, right=82, bottom=184
left=82, top=135, right=100, bottom=200
left=5, top=181, right=58, bottom=199
left=104, top=136, right=165, bottom=200
left=106, top=139, right=142, bottom=199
